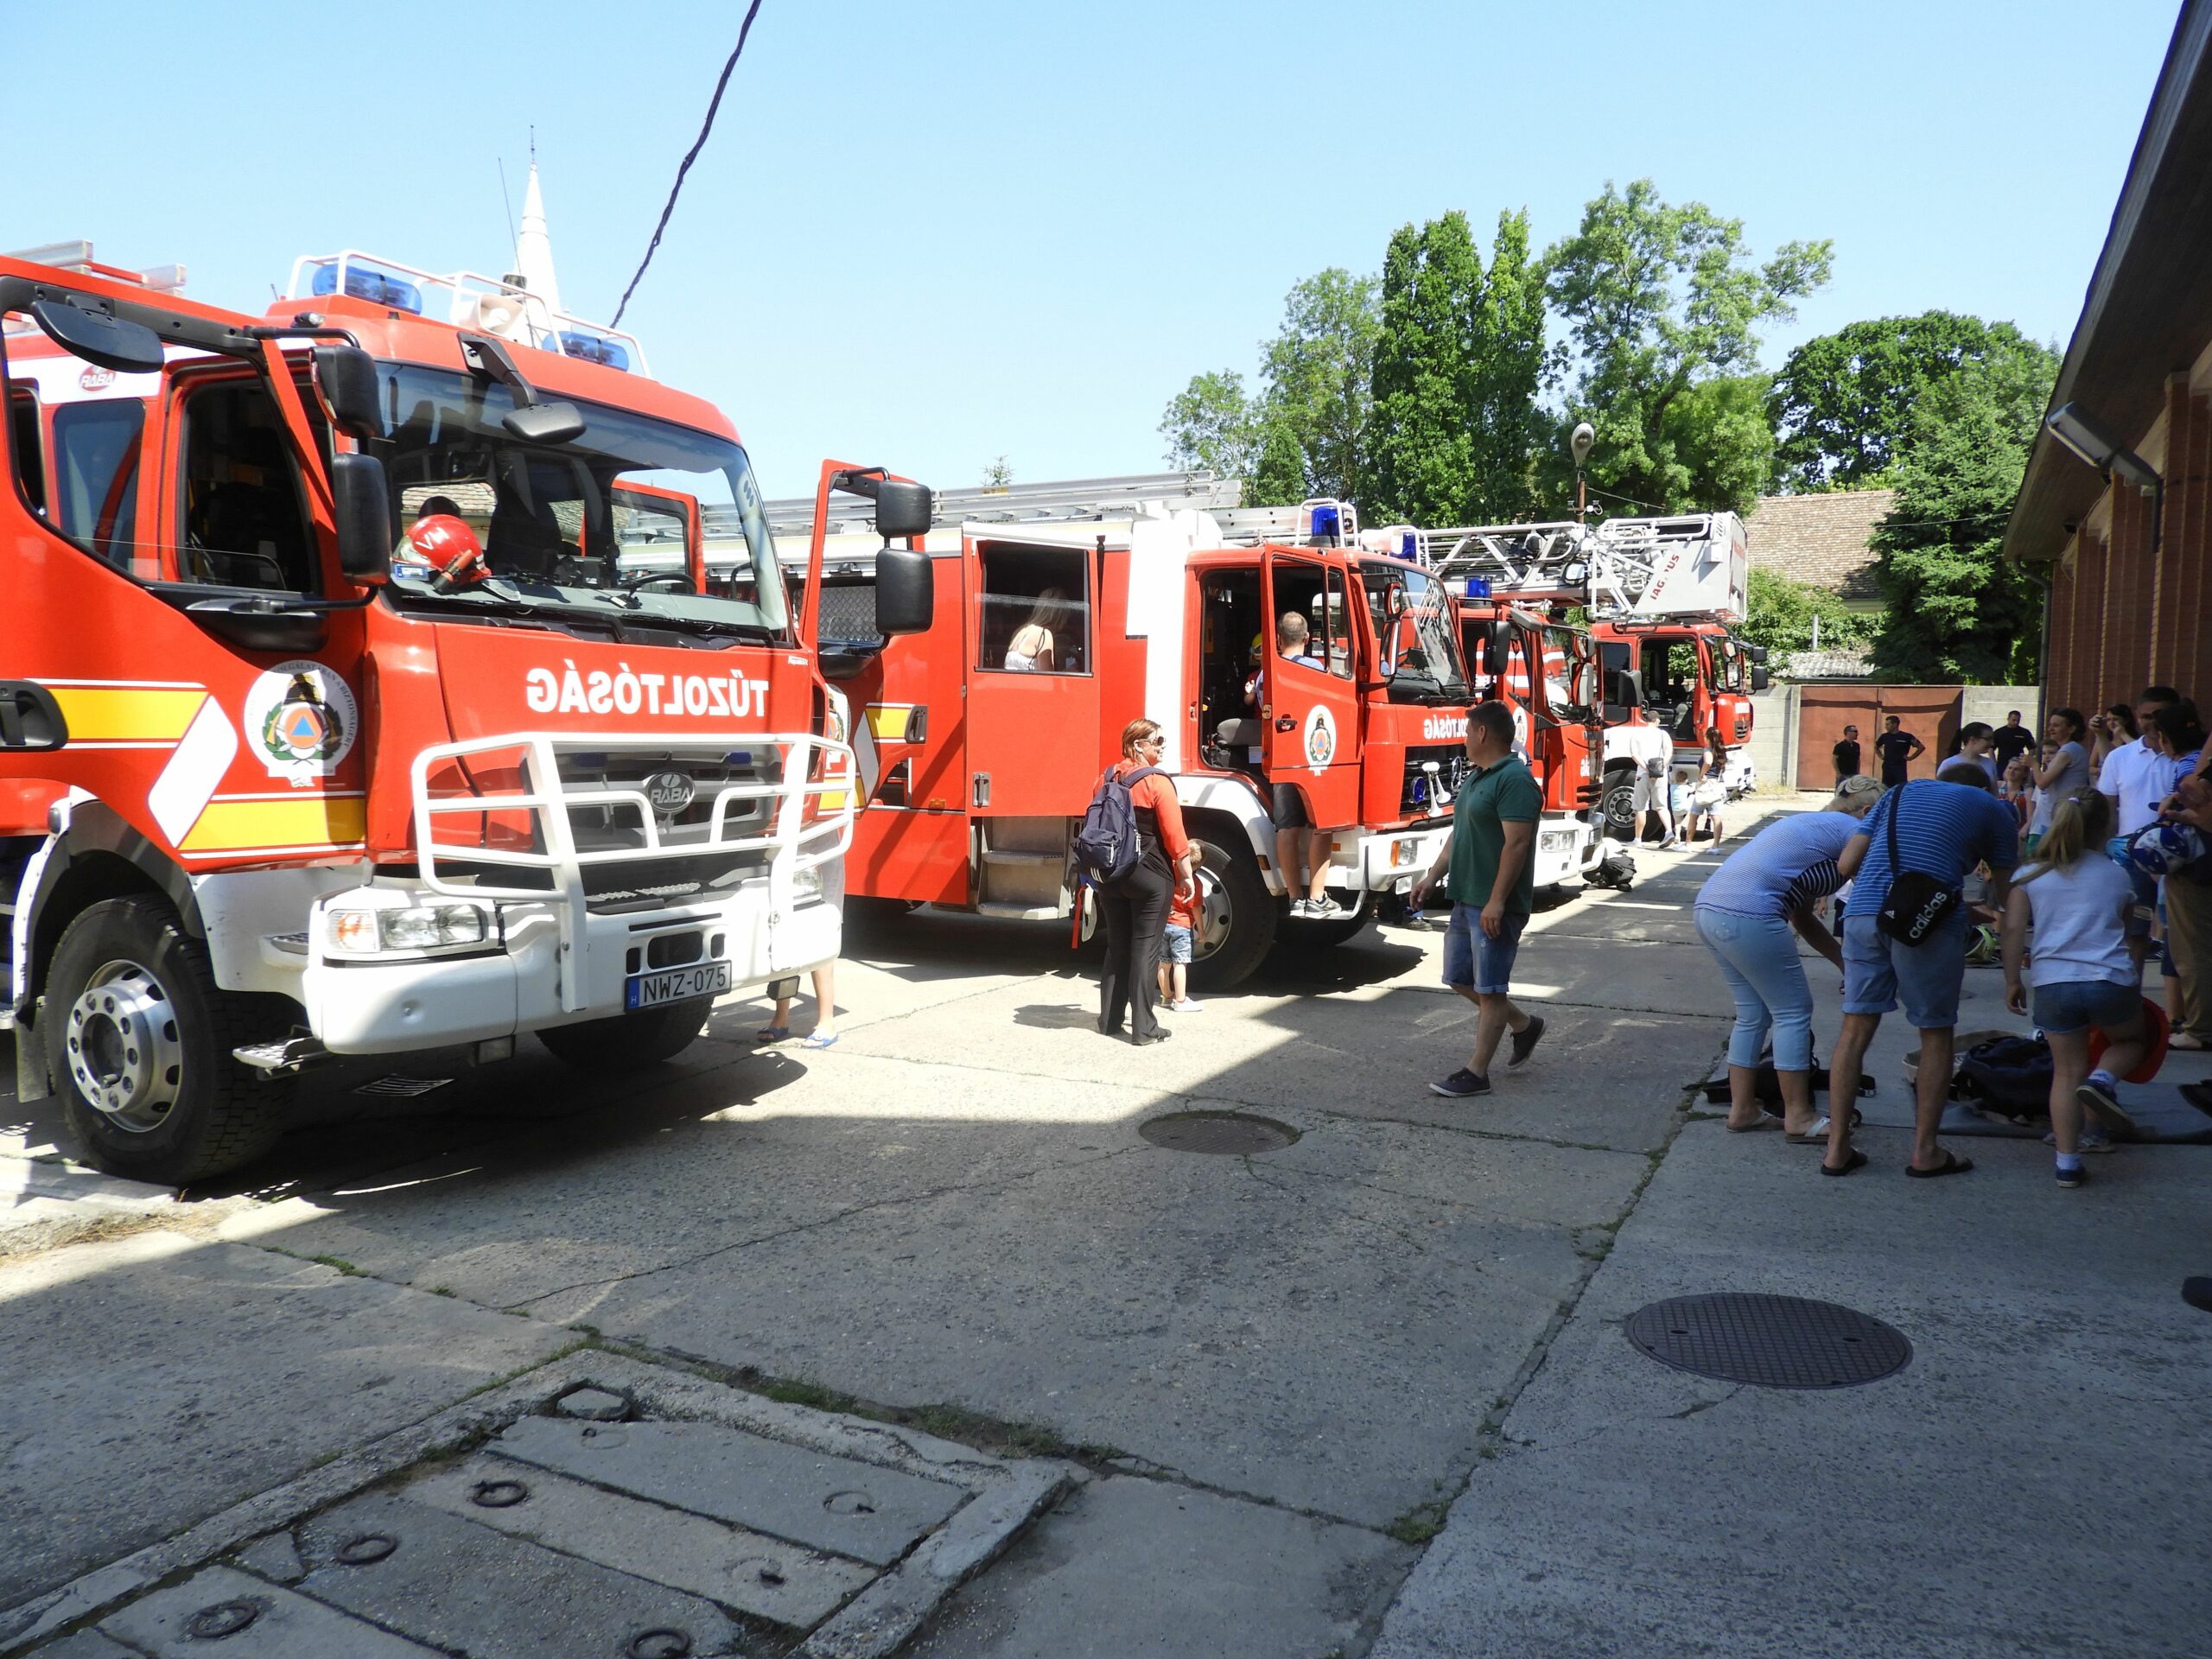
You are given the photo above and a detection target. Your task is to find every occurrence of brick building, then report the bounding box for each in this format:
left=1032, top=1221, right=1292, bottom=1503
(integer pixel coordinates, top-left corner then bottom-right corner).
left=2005, top=0, right=2212, bottom=711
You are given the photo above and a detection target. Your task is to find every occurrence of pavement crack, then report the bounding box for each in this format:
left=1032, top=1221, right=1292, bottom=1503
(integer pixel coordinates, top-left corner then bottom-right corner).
left=1667, top=1384, right=1744, bottom=1420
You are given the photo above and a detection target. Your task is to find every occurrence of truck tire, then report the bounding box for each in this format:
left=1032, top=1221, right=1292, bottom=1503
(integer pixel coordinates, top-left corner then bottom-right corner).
left=1187, top=833, right=1275, bottom=991
left=46, top=894, right=289, bottom=1185
left=537, top=997, right=713, bottom=1071
left=1600, top=765, right=1638, bottom=842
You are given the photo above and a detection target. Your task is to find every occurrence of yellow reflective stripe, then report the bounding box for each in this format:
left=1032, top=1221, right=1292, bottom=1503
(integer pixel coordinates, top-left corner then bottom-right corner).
left=865, top=704, right=914, bottom=740
left=48, top=688, right=207, bottom=742
left=179, top=798, right=367, bottom=852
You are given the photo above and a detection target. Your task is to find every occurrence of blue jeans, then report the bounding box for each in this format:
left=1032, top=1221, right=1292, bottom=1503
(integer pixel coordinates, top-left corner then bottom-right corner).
left=1444, top=905, right=1526, bottom=994
left=1842, top=909, right=1968, bottom=1029
left=1697, top=907, right=1815, bottom=1071
left=2031, top=976, right=2139, bottom=1034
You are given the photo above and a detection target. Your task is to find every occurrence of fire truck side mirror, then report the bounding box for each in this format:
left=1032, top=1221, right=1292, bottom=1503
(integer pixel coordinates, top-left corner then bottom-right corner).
left=874, top=548, right=935, bottom=637
left=29, top=298, right=165, bottom=375
left=501, top=401, right=587, bottom=445
left=873, top=480, right=934, bottom=540
left=1745, top=642, right=1770, bottom=665
left=1750, top=665, right=1771, bottom=692
left=1605, top=667, right=1643, bottom=715
left=332, top=453, right=395, bottom=584
left=1484, top=621, right=1511, bottom=677
left=313, top=345, right=385, bottom=440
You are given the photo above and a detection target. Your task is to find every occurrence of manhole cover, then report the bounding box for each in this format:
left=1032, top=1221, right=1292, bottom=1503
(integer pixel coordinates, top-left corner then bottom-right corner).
left=1625, top=1293, right=1910, bottom=1389
left=1137, top=1111, right=1299, bottom=1155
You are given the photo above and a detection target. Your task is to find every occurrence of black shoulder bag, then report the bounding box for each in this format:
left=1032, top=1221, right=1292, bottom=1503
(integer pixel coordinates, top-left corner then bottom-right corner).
left=1875, top=783, right=1960, bottom=944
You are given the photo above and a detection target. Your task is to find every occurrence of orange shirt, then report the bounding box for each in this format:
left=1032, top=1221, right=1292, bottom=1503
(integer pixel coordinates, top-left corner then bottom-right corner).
left=1166, top=887, right=1201, bottom=931
left=1113, top=759, right=1191, bottom=863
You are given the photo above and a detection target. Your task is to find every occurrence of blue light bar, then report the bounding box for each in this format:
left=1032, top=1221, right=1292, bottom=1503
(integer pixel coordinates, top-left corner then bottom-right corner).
left=308, top=261, right=423, bottom=314
left=1309, top=503, right=1342, bottom=543
left=1398, top=531, right=1419, bottom=562
left=558, top=332, right=631, bottom=372
left=1464, top=577, right=1492, bottom=598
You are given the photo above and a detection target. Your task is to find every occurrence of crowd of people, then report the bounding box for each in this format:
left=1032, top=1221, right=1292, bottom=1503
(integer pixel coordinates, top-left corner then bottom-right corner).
left=1716, top=685, right=2210, bottom=1186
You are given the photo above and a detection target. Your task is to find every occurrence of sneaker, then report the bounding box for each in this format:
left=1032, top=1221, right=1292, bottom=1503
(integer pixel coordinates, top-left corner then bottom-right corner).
left=1168, top=997, right=1204, bottom=1013
left=2076, top=1079, right=2137, bottom=1139
left=1288, top=899, right=1313, bottom=918
left=2056, top=1161, right=2087, bottom=1189
left=1428, top=1068, right=1491, bottom=1098
left=1307, top=894, right=1344, bottom=918
left=1508, top=1014, right=1546, bottom=1069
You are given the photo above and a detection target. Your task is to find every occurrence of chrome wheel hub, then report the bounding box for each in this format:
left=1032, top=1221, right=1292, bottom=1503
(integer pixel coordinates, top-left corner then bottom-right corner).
left=1192, top=868, right=1232, bottom=961
left=65, top=959, right=185, bottom=1133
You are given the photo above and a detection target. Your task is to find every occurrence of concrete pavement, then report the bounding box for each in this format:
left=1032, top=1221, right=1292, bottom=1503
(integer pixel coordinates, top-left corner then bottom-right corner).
left=4, top=792, right=2208, bottom=1656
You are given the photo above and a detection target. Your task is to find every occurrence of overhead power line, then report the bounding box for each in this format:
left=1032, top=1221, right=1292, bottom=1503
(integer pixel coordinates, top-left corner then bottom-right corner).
left=610, top=0, right=766, bottom=327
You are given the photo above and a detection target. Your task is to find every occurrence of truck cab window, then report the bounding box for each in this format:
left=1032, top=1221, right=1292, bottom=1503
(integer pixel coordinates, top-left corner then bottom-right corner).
left=6, top=386, right=42, bottom=517
left=977, top=541, right=1089, bottom=674
left=52, top=401, right=146, bottom=575
left=177, top=377, right=322, bottom=594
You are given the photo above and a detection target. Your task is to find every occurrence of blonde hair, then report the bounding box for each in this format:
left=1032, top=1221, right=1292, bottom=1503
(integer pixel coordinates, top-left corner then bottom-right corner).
left=1121, top=717, right=1164, bottom=759
left=2019, top=787, right=2109, bottom=883
left=1829, top=774, right=1884, bottom=810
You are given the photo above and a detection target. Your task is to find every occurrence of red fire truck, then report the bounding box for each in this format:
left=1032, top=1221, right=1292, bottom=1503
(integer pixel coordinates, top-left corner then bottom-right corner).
left=1, top=245, right=931, bottom=1182
left=766, top=483, right=1476, bottom=987
left=1430, top=514, right=1769, bottom=841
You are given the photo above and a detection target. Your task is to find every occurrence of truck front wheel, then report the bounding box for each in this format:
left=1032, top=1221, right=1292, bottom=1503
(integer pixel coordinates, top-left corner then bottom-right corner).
left=1600, top=766, right=1638, bottom=842
left=537, top=998, right=713, bottom=1072
left=47, top=895, right=289, bottom=1185
left=1187, top=834, right=1275, bottom=990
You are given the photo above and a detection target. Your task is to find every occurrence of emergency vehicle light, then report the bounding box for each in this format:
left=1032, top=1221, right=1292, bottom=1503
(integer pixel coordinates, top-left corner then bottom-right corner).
left=1309, top=503, right=1342, bottom=543
left=1399, top=531, right=1420, bottom=563
left=1465, top=577, right=1492, bottom=598
left=308, top=260, right=424, bottom=314
left=558, top=332, right=631, bottom=372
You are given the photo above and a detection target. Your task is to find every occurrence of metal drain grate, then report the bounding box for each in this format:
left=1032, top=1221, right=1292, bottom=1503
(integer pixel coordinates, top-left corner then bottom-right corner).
left=1137, top=1111, right=1299, bottom=1155
left=1625, top=1293, right=1910, bottom=1389
left=354, top=1076, right=454, bottom=1098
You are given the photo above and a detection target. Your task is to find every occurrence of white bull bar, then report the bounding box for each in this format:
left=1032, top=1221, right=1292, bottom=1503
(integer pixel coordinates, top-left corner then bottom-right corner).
left=409, top=730, right=855, bottom=1011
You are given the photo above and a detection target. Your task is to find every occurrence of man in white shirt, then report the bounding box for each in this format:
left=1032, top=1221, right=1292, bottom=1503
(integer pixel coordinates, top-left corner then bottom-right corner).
left=1617, top=709, right=1678, bottom=845
left=2098, top=686, right=2183, bottom=836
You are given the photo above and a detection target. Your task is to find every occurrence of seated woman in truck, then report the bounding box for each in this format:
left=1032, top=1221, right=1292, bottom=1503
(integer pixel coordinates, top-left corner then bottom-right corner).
left=1004, top=588, right=1071, bottom=672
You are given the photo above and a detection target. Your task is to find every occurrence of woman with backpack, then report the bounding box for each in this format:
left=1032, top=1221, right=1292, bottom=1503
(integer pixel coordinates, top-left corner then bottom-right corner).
left=1093, top=719, right=1197, bottom=1045
left=1999, top=789, right=2149, bottom=1188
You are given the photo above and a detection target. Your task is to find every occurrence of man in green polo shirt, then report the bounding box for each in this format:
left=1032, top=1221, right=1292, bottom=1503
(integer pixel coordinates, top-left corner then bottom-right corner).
left=1409, top=701, right=1544, bottom=1097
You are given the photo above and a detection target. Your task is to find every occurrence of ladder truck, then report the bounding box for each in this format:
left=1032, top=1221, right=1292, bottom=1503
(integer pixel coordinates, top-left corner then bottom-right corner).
left=760, top=477, right=1477, bottom=988
left=1, top=243, right=931, bottom=1183
left=1427, top=513, right=1770, bottom=842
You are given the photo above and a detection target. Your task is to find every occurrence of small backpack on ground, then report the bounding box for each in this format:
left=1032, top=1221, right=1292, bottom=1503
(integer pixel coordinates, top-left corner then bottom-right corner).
left=1072, top=765, right=1162, bottom=885
left=1951, top=1033, right=2053, bottom=1122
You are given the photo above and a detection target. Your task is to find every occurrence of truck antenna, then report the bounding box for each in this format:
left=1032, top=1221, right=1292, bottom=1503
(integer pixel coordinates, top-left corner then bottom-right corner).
left=498, top=157, right=518, bottom=267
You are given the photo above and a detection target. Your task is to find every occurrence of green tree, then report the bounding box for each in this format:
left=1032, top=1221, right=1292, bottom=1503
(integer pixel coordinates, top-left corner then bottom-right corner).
left=1768, top=311, right=2053, bottom=492
left=1248, top=268, right=1379, bottom=506
left=1364, top=209, right=1552, bottom=524
left=1740, top=564, right=1878, bottom=674
left=1159, top=368, right=1259, bottom=482
left=1868, top=344, right=2058, bottom=683
left=1544, top=180, right=1831, bottom=514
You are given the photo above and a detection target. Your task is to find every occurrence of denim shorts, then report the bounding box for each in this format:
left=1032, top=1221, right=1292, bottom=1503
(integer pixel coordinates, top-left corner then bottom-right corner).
left=2031, top=976, right=2139, bottom=1034
left=1445, top=904, right=1527, bottom=994
left=1842, top=910, right=1968, bottom=1029
left=1163, top=924, right=1194, bottom=964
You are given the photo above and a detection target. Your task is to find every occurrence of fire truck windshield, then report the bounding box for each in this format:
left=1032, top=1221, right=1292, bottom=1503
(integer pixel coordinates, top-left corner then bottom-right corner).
left=370, top=365, right=788, bottom=639
left=1358, top=562, right=1469, bottom=702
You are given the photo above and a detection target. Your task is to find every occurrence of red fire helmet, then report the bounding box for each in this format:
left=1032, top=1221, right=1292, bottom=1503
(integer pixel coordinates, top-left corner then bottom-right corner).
left=407, top=514, right=486, bottom=584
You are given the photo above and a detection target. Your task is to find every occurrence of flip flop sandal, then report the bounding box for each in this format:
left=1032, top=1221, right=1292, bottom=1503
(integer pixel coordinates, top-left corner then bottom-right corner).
left=755, top=1026, right=791, bottom=1044
left=801, top=1031, right=841, bottom=1049
left=1906, top=1149, right=1974, bottom=1179
left=1820, top=1148, right=1868, bottom=1177
left=1727, top=1114, right=1785, bottom=1133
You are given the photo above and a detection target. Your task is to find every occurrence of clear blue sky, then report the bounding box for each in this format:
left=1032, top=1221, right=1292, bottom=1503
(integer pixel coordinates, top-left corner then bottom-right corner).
left=2, top=0, right=2182, bottom=498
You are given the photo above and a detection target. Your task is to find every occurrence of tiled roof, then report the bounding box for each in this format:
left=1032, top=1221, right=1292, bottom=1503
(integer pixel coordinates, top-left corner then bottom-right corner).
left=1746, top=489, right=1892, bottom=601
left=1786, top=645, right=1876, bottom=680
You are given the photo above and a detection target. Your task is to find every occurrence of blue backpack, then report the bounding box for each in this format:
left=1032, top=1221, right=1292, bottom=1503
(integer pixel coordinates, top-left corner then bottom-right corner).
left=1072, top=766, right=1161, bottom=885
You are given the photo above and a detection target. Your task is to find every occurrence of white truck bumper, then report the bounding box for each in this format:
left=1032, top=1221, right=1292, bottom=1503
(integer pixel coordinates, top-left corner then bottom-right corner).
left=1344, top=823, right=1454, bottom=894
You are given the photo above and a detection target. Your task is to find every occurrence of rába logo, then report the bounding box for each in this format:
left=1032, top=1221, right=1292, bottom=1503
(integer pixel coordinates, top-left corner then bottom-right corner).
left=643, top=771, right=696, bottom=821
left=1301, top=705, right=1338, bottom=772
left=244, top=661, right=359, bottom=785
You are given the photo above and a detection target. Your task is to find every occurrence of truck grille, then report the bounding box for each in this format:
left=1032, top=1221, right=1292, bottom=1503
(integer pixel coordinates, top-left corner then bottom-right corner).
left=1403, top=745, right=1470, bottom=816
left=555, top=747, right=783, bottom=850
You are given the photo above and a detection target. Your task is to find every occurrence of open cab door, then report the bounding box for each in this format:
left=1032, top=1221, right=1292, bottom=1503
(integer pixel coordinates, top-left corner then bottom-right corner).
left=1260, top=549, right=1362, bottom=830
left=960, top=526, right=1105, bottom=816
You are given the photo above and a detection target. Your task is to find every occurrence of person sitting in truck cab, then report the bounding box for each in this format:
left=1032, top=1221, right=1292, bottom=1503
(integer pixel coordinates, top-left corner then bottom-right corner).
left=1004, top=588, right=1071, bottom=672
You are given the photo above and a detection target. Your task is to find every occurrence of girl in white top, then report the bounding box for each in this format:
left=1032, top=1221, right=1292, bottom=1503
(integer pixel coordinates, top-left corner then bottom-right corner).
left=2000, top=787, right=2148, bottom=1185
left=1004, top=588, right=1070, bottom=672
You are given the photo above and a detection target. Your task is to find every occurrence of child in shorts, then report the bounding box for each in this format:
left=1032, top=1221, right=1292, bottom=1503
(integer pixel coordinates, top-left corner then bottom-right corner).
left=1160, top=884, right=1203, bottom=1013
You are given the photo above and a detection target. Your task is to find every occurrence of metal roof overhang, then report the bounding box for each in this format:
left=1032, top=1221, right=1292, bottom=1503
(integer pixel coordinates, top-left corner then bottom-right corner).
left=2005, top=0, right=2212, bottom=564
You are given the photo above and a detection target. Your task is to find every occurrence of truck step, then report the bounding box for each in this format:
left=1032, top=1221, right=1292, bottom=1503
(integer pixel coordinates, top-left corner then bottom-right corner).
left=977, top=849, right=1065, bottom=868
left=973, top=900, right=1068, bottom=922
left=232, top=1035, right=329, bottom=1074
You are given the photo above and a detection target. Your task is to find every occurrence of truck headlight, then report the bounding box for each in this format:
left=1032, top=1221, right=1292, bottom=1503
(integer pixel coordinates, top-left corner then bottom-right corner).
left=327, top=903, right=490, bottom=956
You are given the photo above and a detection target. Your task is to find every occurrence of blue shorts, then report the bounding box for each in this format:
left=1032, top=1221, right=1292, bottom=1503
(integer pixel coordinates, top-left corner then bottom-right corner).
left=1163, top=924, right=1194, bottom=964
left=2031, top=977, right=2139, bottom=1035
left=1842, top=910, right=1968, bottom=1029
left=1445, top=904, right=1527, bottom=995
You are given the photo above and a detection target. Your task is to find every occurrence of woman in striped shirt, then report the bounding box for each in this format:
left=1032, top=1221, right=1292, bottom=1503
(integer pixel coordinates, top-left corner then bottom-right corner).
left=1694, top=777, right=1885, bottom=1136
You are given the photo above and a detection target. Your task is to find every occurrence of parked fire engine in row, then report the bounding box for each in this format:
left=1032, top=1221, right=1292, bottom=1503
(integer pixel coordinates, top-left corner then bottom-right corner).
left=1428, top=513, right=1769, bottom=842
left=1, top=243, right=930, bottom=1182
left=749, top=481, right=1481, bottom=988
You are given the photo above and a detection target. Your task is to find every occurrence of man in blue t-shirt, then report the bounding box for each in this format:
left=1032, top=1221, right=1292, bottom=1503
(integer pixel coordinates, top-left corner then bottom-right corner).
left=1823, top=770, right=2020, bottom=1179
